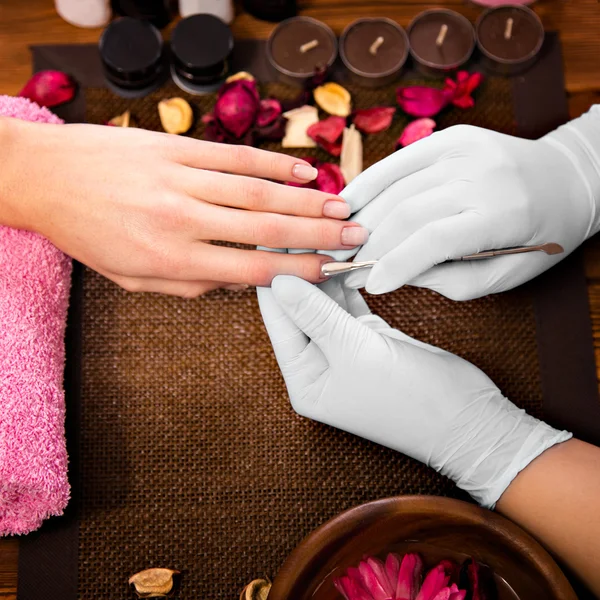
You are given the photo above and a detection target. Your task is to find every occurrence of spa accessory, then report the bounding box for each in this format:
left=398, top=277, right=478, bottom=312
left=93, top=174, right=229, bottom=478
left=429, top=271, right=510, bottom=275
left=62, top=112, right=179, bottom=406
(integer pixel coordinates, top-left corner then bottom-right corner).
left=178, top=0, right=234, bottom=23
left=267, top=17, right=337, bottom=86
left=339, top=18, right=409, bottom=87
left=0, top=96, right=71, bottom=536
left=170, top=13, right=234, bottom=94
left=54, top=0, right=111, bottom=28
left=476, top=5, right=544, bottom=75
left=243, top=0, right=297, bottom=22
left=407, top=9, right=475, bottom=76
left=320, top=243, right=564, bottom=277
left=99, top=17, right=167, bottom=98
left=112, top=0, right=171, bottom=28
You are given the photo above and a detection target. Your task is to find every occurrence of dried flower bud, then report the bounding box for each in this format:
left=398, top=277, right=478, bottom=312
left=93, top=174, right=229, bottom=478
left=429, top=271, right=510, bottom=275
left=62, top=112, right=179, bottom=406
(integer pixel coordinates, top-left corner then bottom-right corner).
left=129, top=568, right=180, bottom=598
left=226, top=71, right=256, bottom=83
left=340, top=125, right=363, bottom=184
left=214, top=80, right=260, bottom=138
left=240, top=578, right=271, bottom=600
left=158, top=98, right=193, bottom=135
left=108, top=110, right=132, bottom=127
left=313, top=83, right=352, bottom=117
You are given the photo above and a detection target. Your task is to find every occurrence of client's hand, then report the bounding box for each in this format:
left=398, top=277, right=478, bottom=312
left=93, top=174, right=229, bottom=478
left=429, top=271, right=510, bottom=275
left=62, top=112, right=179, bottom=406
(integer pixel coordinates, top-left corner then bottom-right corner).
left=329, top=121, right=600, bottom=300
left=0, top=118, right=367, bottom=296
left=257, top=275, right=571, bottom=507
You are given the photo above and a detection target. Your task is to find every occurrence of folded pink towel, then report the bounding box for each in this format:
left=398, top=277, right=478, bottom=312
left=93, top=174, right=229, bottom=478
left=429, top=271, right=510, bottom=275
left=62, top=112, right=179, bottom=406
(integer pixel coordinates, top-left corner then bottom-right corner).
left=0, top=95, right=72, bottom=535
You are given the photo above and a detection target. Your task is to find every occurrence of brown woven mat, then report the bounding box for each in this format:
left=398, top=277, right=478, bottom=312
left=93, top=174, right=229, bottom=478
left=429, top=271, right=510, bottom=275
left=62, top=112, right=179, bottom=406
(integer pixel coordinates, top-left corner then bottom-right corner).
left=76, top=77, right=542, bottom=598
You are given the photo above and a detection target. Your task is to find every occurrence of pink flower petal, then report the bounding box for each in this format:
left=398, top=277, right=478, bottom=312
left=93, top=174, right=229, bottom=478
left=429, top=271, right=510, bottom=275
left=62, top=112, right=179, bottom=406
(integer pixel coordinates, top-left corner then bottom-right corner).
left=352, top=107, right=396, bottom=134
left=214, top=80, right=260, bottom=138
left=334, top=575, right=374, bottom=600
left=415, top=565, right=450, bottom=600
left=430, top=589, right=451, bottom=600
left=396, top=553, right=424, bottom=600
left=19, top=71, right=76, bottom=108
left=358, top=560, right=391, bottom=600
left=396, top=86, right=451, bottom=118
left=397, top=118, right=436, bottom=148
left=256, top=98, right=282, bottom=128
left=366, top=557, right=394, bottom=598
left=316, top=162, right=345, bottom=194
left=448, top=590, right=466, bottom=600
left=444, top=71, right=484, bottom=110
left=307, top=116, right=346, bottom=144
left=385, top=553, right=401, bottom=588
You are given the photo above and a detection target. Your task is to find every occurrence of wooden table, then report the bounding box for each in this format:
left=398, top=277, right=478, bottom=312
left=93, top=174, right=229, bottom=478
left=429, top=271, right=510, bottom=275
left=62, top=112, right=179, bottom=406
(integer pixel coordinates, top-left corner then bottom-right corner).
left=1, top=1, right=600, bottom=598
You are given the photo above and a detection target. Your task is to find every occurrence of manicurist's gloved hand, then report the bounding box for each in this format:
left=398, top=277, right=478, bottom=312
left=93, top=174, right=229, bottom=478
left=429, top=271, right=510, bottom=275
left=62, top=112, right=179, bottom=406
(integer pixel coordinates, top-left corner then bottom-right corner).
left=330, top=107, right=600, bottom=300
left=257, top=275, right=571, bottom=508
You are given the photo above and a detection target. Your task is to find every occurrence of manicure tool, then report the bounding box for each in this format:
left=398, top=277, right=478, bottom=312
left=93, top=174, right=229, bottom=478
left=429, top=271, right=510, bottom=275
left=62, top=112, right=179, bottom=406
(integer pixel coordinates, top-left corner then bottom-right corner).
left=321, top=243, right=564, bottom=277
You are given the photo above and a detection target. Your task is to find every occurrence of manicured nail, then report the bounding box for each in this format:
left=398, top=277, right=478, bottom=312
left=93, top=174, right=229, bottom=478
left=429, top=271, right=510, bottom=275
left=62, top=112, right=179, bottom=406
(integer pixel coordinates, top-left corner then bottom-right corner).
left=323, top=200, right=351, bottom=219
left=224, top=283, right=249, bottom=292
left=292, top=163, right=319, bottom=182
left=341, top=226, right=369, bottom=247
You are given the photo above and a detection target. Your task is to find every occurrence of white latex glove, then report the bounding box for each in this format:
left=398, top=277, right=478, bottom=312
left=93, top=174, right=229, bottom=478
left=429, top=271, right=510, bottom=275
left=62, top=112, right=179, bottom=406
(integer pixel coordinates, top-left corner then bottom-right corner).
left=257, top=275, right=571, bottom=508
left=329, top=107, right=600, bottom=300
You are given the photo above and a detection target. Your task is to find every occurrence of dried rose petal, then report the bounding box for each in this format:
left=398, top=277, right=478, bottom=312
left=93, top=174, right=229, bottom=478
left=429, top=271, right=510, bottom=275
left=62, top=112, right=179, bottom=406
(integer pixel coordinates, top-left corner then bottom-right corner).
left=240, top=579, right=271, bottom=600
left=158, top=97, right=193, bottom=135
left=352, top=107, right=396, bottom=134
left=397, top=118, right=436, bottom=148
left=316, top=163, right=345, bottom=194
left=314, top=82, right=352, bottom=117
left=256, top=98, right=282, bottom=128
left=396, top=553, right=424, bottom=600
left=226, top=71, right=255, bottom=83
left=256, top=115, right=287, bottom=142
left=19, top=70, right=76, bottom=108
left=340, top=125, right=363, bottom=184
left=307, top=116, right=346, bottom=156
left=214, top=79, right=260, bottom=138
left=129, top=568, right=180, bottom=598
left=396, top=86, right=452, bottom=118
left=444, top=71, right=484, bottom=109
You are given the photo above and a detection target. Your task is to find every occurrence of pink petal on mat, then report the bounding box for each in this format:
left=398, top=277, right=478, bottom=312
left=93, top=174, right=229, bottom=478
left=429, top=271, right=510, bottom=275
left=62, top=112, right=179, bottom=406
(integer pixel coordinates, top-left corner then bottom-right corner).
left=396, top=86, right=451, bottom=118
left=19, top=70, right=76, bottom=107
left=256, top=98, right=282, bottom=128
left=352, top=107, right=396, bottom=134
left=397, top=119, right=436, bottom=148
left=444, top=71, right=484, bottom=110
left=307, top=115, right=347, bottom=143
left=315, top=162, right=345, bottom=194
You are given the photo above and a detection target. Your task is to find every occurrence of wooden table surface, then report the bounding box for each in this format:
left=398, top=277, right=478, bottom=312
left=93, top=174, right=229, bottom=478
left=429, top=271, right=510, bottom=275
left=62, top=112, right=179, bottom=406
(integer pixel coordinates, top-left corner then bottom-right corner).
left=2, top=1, right=600, bottom=597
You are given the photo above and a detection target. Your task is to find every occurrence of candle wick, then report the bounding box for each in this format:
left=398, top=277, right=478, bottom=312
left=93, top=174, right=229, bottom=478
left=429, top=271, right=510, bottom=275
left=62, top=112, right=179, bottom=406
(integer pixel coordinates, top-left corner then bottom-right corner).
left=504, top=17, right=514, bottom=40
left=436, top=24, right=448, bottom=47
left=369, top=36, right=385, bottom=56
left=299, top=39, right=319, bottom=53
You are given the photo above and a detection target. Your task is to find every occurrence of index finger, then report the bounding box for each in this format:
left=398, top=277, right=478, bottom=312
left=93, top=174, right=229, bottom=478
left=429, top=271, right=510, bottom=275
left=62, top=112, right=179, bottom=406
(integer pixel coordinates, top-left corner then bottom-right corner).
left=164, top=137, right=319, bottom=184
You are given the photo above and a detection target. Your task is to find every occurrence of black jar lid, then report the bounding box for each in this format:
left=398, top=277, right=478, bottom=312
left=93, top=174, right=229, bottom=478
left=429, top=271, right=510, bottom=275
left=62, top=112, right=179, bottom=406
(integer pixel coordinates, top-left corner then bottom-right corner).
left=171, top=14, right=234, bottom=85
left=99, top=17, right=164, bottom=90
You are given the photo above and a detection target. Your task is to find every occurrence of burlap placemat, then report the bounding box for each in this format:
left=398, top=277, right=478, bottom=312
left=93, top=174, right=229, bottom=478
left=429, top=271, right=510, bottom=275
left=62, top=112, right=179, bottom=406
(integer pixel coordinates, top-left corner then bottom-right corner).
left=17, top=36, right=600, bottom=600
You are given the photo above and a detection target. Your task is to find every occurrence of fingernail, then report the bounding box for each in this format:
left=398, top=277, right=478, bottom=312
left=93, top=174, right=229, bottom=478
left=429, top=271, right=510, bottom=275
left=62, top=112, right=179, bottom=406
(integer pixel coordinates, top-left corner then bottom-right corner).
left=224, top=283, right=249, bottom=292
left=341, top=226, right=369, bottom=247
left=292, top=163, right=319, bottom=182
left=323, top=200, right=351, bottom=219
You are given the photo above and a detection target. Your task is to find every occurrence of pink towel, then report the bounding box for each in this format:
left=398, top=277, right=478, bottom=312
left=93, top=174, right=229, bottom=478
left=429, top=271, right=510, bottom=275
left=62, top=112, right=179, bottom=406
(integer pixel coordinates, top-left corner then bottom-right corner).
left=0, top=96, right=72, bottom=535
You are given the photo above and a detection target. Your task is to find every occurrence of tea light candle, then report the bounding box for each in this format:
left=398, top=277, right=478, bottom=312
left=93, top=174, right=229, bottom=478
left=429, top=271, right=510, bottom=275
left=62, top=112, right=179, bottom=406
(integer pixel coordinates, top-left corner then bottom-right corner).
left=267, top=17, right=337, bottom=86
left=170, top=14, right=234, bottom=94
left=476, top=6, right=544, bottom=75
left=340, top=18, right=409, bottom=87
left=408, top=9, right=475, bottom=76
left=99, top=17, right=167, bottom=98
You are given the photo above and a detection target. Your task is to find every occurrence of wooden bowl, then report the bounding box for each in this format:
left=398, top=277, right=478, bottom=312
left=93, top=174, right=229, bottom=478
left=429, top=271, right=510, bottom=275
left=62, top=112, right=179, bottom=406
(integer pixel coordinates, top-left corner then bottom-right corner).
left=269, top=496, right=576, bottom=600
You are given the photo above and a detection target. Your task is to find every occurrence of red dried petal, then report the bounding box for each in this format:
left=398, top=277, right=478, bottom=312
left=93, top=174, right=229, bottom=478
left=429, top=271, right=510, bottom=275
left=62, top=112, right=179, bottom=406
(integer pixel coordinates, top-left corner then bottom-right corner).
left=315, top=162, right=345, bottom=194
left=256, top=115, right=287, bottom=142
left=397, top=118, right=436, bottom=148
left=19, top=70, right=76, bottom=108
left=214, top=80, right=260, bottom=138
left=444, top=71, right=484, bottom=110
left=396, top=86, right=451, bottom=118
left=307, top=116, right=346, bottom=144
left=415, top=565, right=450, bottom=600
left=396, top=553, right=423, bottom=600
left=256, top=98, right=282, bottom=128
left=352, top=107, right=396, bottom=134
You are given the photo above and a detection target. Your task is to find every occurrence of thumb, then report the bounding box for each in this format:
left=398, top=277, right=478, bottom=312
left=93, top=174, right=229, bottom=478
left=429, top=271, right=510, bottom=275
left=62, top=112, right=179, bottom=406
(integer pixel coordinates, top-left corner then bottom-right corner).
left=271, top=275, right=372, bottom=364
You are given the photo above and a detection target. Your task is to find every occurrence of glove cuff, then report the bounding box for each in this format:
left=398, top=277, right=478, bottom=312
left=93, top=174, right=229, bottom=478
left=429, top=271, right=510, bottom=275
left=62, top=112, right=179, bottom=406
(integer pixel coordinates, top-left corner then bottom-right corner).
left=543, top=106, right=600, bottom=239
